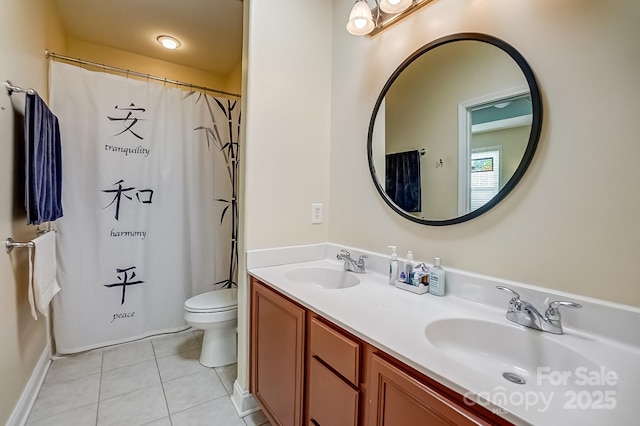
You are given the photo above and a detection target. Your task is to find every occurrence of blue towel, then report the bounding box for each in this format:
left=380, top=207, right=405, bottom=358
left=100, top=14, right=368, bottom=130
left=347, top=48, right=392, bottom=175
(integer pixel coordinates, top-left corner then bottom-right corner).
left=385, top=150, right=421, bottom=212
left=25, top=93, right=63, bottom=224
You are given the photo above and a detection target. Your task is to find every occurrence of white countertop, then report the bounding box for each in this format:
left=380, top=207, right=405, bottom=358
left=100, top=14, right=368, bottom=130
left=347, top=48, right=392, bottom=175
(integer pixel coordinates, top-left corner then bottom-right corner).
left=247, top=244, right=640, bottom=426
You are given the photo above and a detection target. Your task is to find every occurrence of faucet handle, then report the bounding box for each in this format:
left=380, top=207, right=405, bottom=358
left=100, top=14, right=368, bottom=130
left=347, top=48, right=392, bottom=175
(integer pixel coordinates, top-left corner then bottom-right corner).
left=496, top=285, right=520, bottom=300
left=545, top=300, right=582, bottom=318
left=496, top=286, right=522, bottom=312
left=337, top=249, right=351, bottom=258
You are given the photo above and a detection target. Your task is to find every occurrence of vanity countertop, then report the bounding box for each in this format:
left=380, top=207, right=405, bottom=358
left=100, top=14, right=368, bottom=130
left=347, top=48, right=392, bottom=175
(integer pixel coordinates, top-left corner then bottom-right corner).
left=247, top=245, right=640, bottom=426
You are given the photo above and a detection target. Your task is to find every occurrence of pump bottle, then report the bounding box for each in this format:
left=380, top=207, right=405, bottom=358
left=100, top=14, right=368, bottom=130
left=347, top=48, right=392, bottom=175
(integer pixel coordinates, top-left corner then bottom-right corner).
left=387, top=246, right=399, bottom=285
left=429, top=257, right=446, bottom=296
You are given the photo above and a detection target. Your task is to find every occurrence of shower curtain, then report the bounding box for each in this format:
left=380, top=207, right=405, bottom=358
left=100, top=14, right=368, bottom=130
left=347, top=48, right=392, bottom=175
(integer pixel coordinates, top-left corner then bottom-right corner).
left=49, top=61, right=239, bottom=353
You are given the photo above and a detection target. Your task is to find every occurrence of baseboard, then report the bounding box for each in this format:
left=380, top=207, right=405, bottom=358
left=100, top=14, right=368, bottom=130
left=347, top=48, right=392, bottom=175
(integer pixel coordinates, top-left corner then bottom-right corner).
left=6, top=344, right=51, bottom=426
left=231, top=380, right=259, bottom=417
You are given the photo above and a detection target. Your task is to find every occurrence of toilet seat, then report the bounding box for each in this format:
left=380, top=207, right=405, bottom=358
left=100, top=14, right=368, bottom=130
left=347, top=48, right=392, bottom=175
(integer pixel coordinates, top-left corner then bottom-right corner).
left=185, top=288, right=237, bottom=313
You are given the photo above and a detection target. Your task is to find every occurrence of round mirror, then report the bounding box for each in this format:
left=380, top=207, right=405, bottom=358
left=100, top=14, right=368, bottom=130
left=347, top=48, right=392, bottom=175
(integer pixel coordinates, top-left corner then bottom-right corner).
left=368, top=33, right=542, bottom=225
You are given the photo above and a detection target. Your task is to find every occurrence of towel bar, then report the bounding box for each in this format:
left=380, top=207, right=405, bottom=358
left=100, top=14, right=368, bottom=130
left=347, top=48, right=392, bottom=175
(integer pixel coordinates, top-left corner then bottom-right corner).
left=5, top=229, right=55, bottom=253
left=3, top=80, right=36, bottom=95
left=5, top=237, right=35, bottom=253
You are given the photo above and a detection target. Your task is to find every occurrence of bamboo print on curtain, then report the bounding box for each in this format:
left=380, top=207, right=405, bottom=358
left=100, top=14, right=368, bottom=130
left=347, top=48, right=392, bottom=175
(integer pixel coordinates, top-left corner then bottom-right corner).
left=49, top=62, right=240, bottom=353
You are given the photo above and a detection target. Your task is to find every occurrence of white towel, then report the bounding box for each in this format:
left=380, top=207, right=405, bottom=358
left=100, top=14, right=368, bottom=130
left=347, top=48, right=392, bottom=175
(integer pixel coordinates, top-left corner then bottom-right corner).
left=28, top=232, right=61, bottom=320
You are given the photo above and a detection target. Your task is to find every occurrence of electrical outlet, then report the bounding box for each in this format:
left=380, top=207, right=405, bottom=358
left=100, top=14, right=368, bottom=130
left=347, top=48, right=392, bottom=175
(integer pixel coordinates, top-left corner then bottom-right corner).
left=311, top=203, right=323, bottom=224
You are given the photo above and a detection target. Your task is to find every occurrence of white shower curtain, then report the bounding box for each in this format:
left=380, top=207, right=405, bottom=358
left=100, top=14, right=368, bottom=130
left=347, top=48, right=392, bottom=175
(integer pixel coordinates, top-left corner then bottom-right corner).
left=49, top=61, right=238, bottom=353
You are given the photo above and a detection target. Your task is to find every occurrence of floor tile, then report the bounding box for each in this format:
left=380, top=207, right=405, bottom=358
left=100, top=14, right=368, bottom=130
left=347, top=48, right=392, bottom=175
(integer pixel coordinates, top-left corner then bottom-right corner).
left=215, top=363, right=237, bottom=395
left=45, top=350, right=103, bottom=384
left=163, top=370, right=227, bottom=414
left=171, top=397, right=245, bottom=426
left=152, top=330, right=201, bottom=358
left=26, top=403, right=97, bottom=426
left=102, top=340, right=155, bottom=372
left=97, top=384, right=168, bottom=426
left=141, top=416, right=172, bottom=426
left=29, top=337, right=247, bottom=426
left=100, top=359, right=161, bottom=400
left=243, top=410, right=269, bottom=426
left=192, top=329, right=204, bottom=344
left=28, top=373, right=100, bottom=422
left=156, top=349, right=209, bottom=383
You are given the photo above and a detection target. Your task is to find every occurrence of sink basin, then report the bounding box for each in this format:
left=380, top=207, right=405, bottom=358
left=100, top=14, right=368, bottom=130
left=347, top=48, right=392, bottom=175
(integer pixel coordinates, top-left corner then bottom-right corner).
left=425, top=318, right=599, bottom=388
left=284, top=266, right=360, bottom=289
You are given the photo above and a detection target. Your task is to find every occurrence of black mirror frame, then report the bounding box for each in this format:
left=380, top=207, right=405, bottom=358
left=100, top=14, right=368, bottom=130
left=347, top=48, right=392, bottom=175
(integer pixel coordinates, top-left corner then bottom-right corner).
left=367, top=32, right=543, bottom=226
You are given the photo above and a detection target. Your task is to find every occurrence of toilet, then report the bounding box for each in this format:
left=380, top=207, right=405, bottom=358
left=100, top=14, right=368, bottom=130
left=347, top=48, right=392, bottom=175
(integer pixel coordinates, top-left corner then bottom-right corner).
left=184, top=288, right=238, bottom=367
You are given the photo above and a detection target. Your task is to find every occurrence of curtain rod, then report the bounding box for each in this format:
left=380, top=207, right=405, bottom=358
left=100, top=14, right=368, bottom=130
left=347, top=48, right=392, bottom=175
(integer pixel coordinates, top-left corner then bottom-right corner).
left=45, top=50, right=241, bottom=98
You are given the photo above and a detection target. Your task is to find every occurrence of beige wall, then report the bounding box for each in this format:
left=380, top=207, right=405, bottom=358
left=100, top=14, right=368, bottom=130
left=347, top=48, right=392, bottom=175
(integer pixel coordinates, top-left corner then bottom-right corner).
left=238, top=0, right=332, bottom=400
left=225, top=59, right=243, bottom=95
left=243, top=0, right=332, bottom=250
left=329, top=0, right=640, bottom=306
left=0, top=1, right=65, bottom=423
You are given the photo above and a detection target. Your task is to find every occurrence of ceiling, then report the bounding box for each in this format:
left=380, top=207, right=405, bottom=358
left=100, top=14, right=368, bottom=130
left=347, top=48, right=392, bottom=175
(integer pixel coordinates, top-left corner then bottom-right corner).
left=51, top=0, right=244, bottom=77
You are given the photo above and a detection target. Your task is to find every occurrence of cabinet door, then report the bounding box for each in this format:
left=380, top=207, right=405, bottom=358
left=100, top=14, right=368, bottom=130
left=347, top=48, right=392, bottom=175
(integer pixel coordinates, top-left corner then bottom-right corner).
left=368, top=354, right=485, bottom=426
left=308, top=357, right=359, bottom=426
left=251, top=279, right=305, bottom=426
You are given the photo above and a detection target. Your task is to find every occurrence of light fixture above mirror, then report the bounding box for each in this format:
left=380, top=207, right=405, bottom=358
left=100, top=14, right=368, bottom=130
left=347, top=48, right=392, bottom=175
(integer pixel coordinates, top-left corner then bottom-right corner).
left=346, top=0, right=434, bottom=36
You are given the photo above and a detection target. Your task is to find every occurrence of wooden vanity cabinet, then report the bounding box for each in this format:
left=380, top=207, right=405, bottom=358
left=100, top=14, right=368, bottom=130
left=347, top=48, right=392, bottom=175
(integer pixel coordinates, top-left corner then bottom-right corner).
left=250, top=278, right=510, bottom=426
left=250, top=278, right=306, bottom=426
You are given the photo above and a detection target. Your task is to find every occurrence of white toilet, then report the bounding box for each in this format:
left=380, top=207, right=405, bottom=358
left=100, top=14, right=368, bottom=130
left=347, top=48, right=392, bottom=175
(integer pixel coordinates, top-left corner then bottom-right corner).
left=184, top=288, right=238, bottom=367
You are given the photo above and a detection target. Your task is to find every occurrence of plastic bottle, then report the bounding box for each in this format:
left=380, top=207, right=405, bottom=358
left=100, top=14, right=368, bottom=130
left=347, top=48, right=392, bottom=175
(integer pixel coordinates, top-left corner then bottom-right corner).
left=429, top=257, right=446, bottom=296
left=387, top=246, right=399, bottom=285
left=405, top=251, right=414, bottom=284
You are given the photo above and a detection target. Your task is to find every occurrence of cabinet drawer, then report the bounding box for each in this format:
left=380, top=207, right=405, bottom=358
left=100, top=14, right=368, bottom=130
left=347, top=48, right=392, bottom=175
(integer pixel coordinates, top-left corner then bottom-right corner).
left=308, top=357, right=358, bottom=426
left=310, top=317, right=360, bottom=385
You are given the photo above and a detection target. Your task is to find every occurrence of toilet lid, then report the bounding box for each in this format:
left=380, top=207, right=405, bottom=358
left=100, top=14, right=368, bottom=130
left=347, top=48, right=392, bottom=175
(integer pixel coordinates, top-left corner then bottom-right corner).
left=185, top=288, right=238, bottom=312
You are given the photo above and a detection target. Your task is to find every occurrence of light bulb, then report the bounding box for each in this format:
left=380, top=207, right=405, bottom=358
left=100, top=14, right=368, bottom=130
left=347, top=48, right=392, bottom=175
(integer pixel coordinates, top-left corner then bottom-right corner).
left=157, top=35, right=181, bottom=50
left=346, top=1, right=375, bottom=36
left=380, top=0, right=412, bottom=14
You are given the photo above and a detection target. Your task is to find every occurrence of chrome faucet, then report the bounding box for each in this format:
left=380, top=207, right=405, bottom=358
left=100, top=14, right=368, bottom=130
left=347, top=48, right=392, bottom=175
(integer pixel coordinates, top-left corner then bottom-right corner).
left=496, top=286, right=582, bottom=335
left=336, top=250, right=368, bottom=274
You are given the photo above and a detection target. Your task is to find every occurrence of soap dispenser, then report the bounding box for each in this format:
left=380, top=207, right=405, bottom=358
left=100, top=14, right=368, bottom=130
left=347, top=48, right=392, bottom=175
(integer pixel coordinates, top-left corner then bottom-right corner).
left=387, top=246, right=399, bottom=285
left=429, top=257, right=446, bottom=296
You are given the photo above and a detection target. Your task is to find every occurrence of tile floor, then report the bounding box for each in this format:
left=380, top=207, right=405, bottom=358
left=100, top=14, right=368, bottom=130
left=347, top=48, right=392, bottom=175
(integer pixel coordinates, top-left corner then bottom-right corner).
left=27, top=329, right=270, bottom=426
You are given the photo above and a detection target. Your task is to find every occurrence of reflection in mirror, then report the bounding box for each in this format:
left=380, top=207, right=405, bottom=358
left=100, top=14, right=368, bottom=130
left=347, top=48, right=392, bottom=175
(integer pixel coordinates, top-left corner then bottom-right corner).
left=460, top=91, right=533, bottom=216
left=368, top=33, right=542, bottom=225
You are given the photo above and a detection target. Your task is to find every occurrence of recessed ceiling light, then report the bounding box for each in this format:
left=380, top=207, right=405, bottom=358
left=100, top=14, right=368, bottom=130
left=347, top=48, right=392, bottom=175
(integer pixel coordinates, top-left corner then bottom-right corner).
left=157, top=35, right=181, bottom=50
left=493, top=101, right=512, bottom=109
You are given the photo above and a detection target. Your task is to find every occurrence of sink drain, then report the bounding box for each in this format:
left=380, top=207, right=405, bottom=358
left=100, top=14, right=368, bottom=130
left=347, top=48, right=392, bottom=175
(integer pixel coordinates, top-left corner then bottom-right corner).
left=502, top=372, right=526, bottom=385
